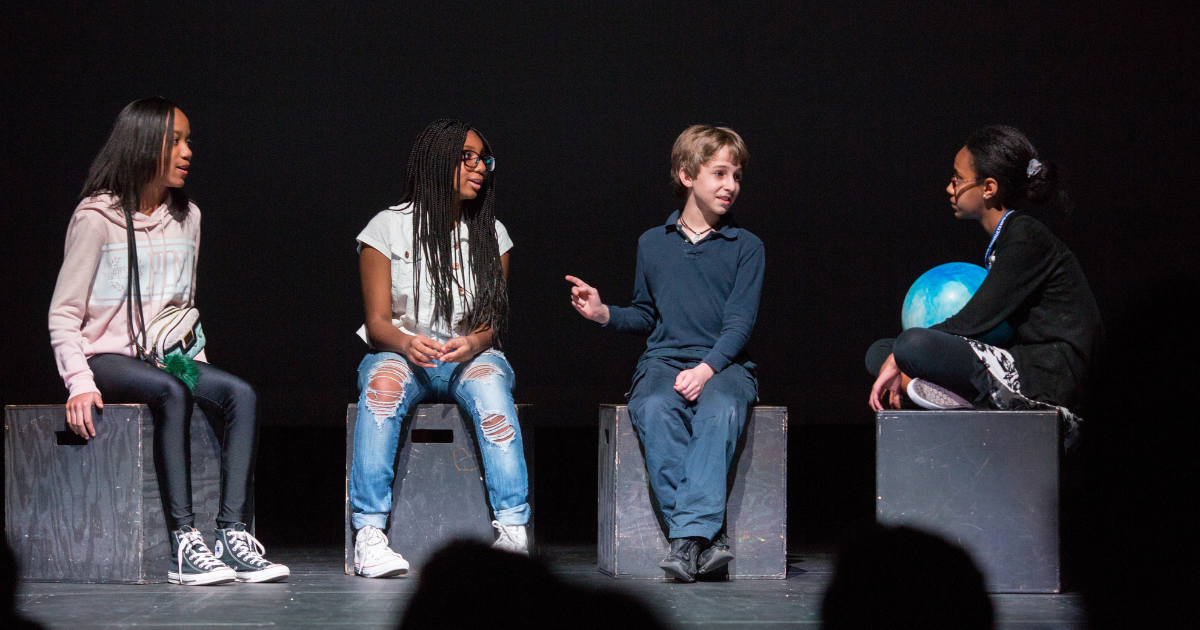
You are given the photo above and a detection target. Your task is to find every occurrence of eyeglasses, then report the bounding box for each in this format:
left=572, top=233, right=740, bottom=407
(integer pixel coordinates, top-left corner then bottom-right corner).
left=462, top=150, right=495, bottom=172
left=950, top=174, right=980, bottom=194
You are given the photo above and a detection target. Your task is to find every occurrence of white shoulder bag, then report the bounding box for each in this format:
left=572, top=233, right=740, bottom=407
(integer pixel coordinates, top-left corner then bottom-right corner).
left=124, top=209, right=205, bottom=388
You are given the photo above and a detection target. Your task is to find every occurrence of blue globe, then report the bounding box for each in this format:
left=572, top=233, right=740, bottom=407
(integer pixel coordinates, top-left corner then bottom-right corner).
left=901, top=262, right=1014, bottom=345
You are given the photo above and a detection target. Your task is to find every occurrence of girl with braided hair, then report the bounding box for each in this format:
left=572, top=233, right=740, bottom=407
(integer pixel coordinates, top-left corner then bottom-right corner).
left=349, top=120, right=529, bottom=577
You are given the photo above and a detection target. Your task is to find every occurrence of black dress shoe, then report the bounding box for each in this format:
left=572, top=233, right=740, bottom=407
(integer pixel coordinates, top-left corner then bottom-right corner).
left=659, top=538, right=700, bottom=582
left=697, top=532, right=734, bottom=574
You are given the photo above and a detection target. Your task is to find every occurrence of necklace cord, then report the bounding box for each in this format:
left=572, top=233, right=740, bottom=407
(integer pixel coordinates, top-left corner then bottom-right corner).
left=678, top=217, right=714, bottom=238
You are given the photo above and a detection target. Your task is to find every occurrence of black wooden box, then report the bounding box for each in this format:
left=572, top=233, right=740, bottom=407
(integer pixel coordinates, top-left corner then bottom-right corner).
left=876, top=410, right=1060, bottom=593
left=4, top=404, right=228, bottom=584
left=597, top=404, right=787, bottom=579
left=343, top=404, right=534, bottom=573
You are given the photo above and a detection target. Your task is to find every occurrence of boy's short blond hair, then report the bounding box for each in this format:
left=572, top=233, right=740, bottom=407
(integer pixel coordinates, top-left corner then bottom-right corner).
left=670, top=125, right=750, bottom=199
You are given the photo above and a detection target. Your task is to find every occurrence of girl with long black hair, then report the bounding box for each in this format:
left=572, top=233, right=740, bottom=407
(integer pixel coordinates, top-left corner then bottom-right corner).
left=48, top=97, right=288, bottom=585
left=867, top=126, right=1102, bottom=432
left=349, top=119, right=529, bottom=577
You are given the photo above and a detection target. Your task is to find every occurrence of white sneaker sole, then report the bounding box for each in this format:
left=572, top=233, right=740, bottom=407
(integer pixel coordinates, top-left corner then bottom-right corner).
left=491, top=542, right=530, bottom=556
left=907, top=379, right=974, bottom=410
left=355, top=560, right=409, bottom=578
left=236, top=565, right=291, bottom=583
left=168, top=567, right=237, bottom=585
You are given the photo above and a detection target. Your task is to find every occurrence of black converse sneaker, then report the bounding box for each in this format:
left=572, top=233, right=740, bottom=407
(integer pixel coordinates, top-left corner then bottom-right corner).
left=214, top=523, right=290, bottom=583
left=169, top=525, right=236, bottom=585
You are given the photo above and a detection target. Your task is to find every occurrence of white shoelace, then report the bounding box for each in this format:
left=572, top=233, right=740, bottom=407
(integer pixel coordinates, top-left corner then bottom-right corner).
left=491, top=521, right=526, bottom=552
left=177, top=529, right=226, bottom=578
left=227, top=529, right=272, bottom=568
left=493, top=521, right=515, bottom=546
left=358, top=528, right=398, bottom=562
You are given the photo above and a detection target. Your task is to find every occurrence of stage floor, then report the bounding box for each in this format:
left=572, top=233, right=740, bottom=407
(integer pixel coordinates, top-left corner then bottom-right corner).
left=14, top=545, right=1086, bottom=629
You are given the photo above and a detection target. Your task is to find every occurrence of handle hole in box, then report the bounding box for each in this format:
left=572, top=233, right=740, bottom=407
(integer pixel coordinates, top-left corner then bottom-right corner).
left=411, top=429, right=453, bottom=443
left=55, top=430, right=89, bottom=446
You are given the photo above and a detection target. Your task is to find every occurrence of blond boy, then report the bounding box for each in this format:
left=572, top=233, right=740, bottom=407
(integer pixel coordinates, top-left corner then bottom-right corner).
left=567, top=125, right=764, bottom=582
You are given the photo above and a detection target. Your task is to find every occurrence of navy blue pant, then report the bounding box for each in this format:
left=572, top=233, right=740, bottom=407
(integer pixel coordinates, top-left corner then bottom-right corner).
left=627, top=357, right=757, bottom=541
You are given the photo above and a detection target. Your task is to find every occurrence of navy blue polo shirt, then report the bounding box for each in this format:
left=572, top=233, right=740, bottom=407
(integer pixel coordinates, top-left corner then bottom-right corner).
left=605, top=210, right=765, bottom=372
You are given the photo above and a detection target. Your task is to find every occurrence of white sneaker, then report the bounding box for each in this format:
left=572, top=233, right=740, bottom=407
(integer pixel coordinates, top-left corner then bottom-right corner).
left=354, top=525, right=409, bottom=578
left=490, top=521, right=529, bottom=555
left=907, top=378, right=974, bottom=410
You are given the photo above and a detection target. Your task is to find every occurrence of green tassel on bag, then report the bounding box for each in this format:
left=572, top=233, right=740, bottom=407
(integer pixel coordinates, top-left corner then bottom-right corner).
left=161, top=353, right=201, bottom=391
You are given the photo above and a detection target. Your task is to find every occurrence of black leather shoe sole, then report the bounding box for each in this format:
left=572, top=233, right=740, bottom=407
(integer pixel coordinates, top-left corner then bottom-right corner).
left=659, top=559, right=696, bottom=582
left=697, top=547, right=734, bottom=574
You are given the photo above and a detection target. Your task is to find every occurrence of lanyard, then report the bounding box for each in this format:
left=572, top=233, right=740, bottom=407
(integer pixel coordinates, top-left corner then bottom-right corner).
left=984, top=210, right=1014, bottom=270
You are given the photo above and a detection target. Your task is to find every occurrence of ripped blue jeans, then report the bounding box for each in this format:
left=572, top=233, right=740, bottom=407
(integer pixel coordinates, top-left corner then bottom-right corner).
left=349, top=349, right=530, bottom=531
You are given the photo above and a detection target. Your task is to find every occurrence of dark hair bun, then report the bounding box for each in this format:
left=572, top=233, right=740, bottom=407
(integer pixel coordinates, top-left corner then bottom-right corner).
left=965, top=125, right=1065, bottom=208
left=1026, top=160, right=1057, bottom=204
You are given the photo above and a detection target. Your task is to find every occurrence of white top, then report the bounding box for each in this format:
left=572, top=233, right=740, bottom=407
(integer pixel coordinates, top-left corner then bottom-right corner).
left=356, top=203, right=512, bottom=345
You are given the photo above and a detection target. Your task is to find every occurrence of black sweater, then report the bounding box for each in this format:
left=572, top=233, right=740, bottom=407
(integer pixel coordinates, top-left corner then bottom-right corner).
left=932, top=213, right=1103, bottom=409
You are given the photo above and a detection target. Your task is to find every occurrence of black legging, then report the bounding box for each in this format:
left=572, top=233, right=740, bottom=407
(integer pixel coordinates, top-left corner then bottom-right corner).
left=88, top=353, right=258, bottom=530
left=866, top=328, right=992, bottom=403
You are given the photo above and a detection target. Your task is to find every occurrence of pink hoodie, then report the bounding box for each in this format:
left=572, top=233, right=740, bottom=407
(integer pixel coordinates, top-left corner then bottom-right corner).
left=48, top=194, right=205, bottom=399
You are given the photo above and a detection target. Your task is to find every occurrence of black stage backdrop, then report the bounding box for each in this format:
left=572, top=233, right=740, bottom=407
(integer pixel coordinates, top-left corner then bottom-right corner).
left=2, top=3, right=1197, bottom=548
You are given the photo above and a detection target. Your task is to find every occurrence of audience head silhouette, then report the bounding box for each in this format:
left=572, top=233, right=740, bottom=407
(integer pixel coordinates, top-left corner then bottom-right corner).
left=398, top=540, right=667, bottom=630
left=821, top=525, right=993, bottom=630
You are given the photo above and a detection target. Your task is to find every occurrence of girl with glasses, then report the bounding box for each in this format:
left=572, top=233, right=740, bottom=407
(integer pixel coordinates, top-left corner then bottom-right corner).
left=866, top=126, right=1102, bottom=433
left=349, top=120, right=529, bottom=577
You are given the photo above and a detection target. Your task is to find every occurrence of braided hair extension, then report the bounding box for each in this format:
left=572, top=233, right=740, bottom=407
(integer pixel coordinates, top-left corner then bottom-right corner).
left=398, top=119, right=508, bottom=340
